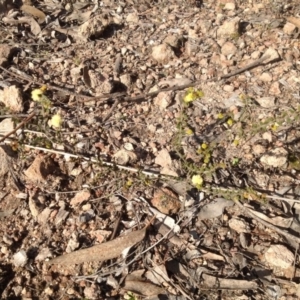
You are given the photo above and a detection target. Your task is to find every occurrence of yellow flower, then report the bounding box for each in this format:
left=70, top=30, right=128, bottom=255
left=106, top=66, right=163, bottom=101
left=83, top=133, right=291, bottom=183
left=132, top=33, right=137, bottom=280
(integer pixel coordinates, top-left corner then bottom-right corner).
left=31, top=86, right=52, bottom=109
left=31, top=88, right=44, bottom=102
left=49, top=114, right=62, bottom=129
left=126, top=179, right=133, bottom=187
left=192, top=175, right=203, bottom=189
left=201, top=143, right=208, bottom=150
left=233, top=139, right=239, bottom=146
left=183, top=87, right=204, bottom=103
left=271, top=123, right=279, bottom=131
left=185, top=128, right=194, bottom=135
left=227, top=118, right=234, bottom=126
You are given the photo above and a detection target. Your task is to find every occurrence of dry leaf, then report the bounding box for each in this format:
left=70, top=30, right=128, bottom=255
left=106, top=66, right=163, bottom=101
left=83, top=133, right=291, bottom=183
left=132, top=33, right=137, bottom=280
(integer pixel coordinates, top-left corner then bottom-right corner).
left=20, top=4, right=46, bottom=23
left=46, top=226, right=146, bottom=265
left=202, top=274, right=258, bottom=289
left=123, top=270, right=165, bottom=297
left=248, top=209, right=293, bottom=229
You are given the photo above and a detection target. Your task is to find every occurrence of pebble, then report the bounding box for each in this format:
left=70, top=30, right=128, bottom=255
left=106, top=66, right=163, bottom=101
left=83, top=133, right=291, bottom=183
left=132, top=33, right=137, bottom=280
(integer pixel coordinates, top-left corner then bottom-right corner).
left=283, top=22, right=296, bottom=35
left=217, top=18, right=240, bottom=38
left=221, top=41, right=238, bottom=56
left=13, top=250, right=28, bottom=267
left=152, top=43, right=175, bottom=64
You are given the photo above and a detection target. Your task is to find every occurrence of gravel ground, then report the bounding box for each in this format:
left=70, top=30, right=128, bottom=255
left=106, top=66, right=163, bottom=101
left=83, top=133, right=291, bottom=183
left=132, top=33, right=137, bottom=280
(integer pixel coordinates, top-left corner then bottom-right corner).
left=1, top=0, right=300, bottom=299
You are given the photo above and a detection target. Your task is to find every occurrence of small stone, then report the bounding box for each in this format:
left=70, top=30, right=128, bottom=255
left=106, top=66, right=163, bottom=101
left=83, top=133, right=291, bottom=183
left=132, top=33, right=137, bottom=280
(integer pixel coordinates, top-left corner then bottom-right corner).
left=223, top=85, right=234, bottom=92
left=217, top=18, right=240, bottom=38
left=82, top=203, right=92, bottom=211
left=0, top=85, right=24, bottom=112
left=164, top=34, right=181, bottom=48
left=252, top=144, right=266, bottom=155
left=70, top=190, right=91, bottom=207
left=113, top=149, right=137, bottom=165
left=221, top=41, right=237, bottom=56
left=269, top=82, right=281, bottom=96
left=283, top=22, right=296, bottom=35
left=264, top=244, right=294, bottom=269
left=151, top=188, right=181, bottom=215
left=120, top=73, right=132, bottom=87
left=124, top=142, right=134, bottom=151
left=224, top=2, right=236, bottom=10
left=154, top=91, right=173, bottom=110
left=126, top=12, right=139, bottom=23
left=3, top=234, right=14, bottom=245
left=259, top=72, right=273, bottom=82
left=0, top=44, right=15, bottom=66
left=261, top=48, right=280, bottom=64
left=250, top=51, right=261, bottom=59
left=44, top=287, right=54, bottom=296
left=260, top=147, right=288, bottom=168
left=1, top=246, right=8, bottom=254
left=262, top=132, right=272, bottom=143
left=228, top=218, right=250, bottom=233
left=152, top=43, right=175, bottom=64
left=24, top=155, right=56, bottom=183
left=0, top=146, right=11, bottom=177
left=256, top=96, right=275, bottom=108
left=13, top=250, right=28, bottom=267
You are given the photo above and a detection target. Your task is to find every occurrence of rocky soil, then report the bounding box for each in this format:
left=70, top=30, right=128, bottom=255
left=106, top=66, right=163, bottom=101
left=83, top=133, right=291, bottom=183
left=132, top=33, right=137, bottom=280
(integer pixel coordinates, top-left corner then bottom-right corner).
left=1, top=0, right=300, bottom=299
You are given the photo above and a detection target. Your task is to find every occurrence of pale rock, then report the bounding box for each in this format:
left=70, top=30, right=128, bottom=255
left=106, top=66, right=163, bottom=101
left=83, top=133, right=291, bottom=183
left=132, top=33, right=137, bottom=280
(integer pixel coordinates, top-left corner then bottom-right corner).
left=256, top=96, right=275, bottom=108
left=120, top=73, right=132, bottom=87
left=283, top=22, right=296, bottom=35
left=0, top=44, right=14, bottom=66
left=78, top=14, right=113, bottom=41
left=265, top=245, right=294, bottom=269
left=221, top=41, right=237, bottom=56
left=251, top=51, right=261, bottom=59
left=155, top=148, right=172, bottom=167
left=252, top=144, right=266, bottom=155
left=0, top=85, right=24, bottom=112
left=124, top=142, right=134, bottom=151
left=24, top=155, right=55, bottom=183
left=217, top=18, right=240, bottom=38
left=261, top=48, right=280, bottom=64
left=44, top=287, right=54, bottom=296
left=121, top=47, right=127, bottom=55
left=126, top=12, right=139, bottom=23
left=262, top=132, right=272, bottom=143
left=155, top=148, right=179, bottom=177
left=13, top=250, right=28, bottom=267
left=198, top=20, right=212, bottom=34
left=0, top=146, right=10, bottom=177
left=37, top=207, right=52, bottom=224
left=70, top=190, right=91, bottom=207
left=35, top=247, right=52, bottom=261
left=164, top=34, right=181, bottom=48
left=154, top=91, right=173, bottom=110
left=259, top=72, right=273, bottom=82
left=113, top=149, right=137, bottom=165
left=260, top=147, right=288, bottom=168
left=152, top=43, right=175, bottom=64
left=224, top=2, right=236, bottom=10
left=228, top=218, right=250, bottom=233
left=0, top=118, right=14, bottom=135
left=223, top=85, right=234, bottom=92
left=269, top=82, right=281, bottom=96
left=66, top=234, right=80, bottom=253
